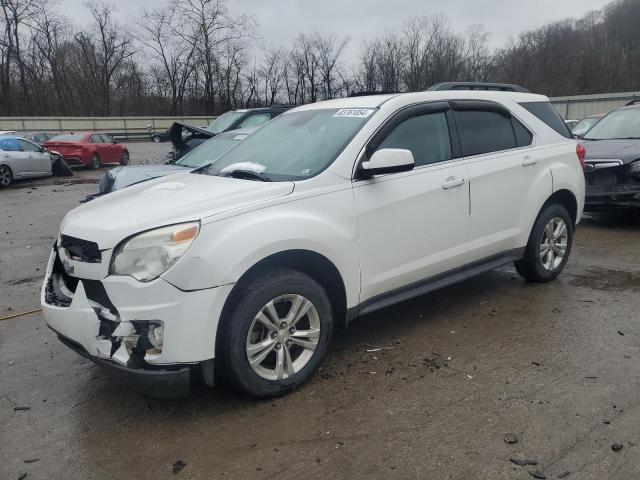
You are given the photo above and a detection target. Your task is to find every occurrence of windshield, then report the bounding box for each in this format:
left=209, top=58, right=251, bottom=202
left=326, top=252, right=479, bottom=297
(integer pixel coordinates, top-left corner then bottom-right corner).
left=207, top=111, right=245, bottom=133
left=174, top=133, right=247, bottom=168
left=572, top=117, right=600, bottom=137
left=584, top=109, right=640, bottom=140
left=50, top=134, right=84, bottom=142
left=205, top=108, right=376, bottom=181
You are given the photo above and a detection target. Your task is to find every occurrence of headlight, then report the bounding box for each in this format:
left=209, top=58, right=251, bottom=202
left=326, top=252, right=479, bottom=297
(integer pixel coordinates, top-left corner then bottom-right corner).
left=110, top=222, right=200, bottom=282
left=629, top=160, right=640, bottom=174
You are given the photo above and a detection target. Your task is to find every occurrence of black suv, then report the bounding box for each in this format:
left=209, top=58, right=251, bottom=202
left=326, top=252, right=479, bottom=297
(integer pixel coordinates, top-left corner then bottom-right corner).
left=580, top=102, right=640, bottom=210
left=169, top=105, right=294, bottom=159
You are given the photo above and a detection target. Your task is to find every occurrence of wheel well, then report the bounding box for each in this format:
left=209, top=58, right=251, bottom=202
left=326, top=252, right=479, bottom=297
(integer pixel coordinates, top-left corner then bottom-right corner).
left=216, top=250, right=348, bottom=355
left=545, top=189, right=578, bottom=225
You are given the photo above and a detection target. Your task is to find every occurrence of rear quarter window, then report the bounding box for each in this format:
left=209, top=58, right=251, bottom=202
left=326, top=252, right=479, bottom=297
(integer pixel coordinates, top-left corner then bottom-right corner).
left=519, top=102, right=571, bottom=138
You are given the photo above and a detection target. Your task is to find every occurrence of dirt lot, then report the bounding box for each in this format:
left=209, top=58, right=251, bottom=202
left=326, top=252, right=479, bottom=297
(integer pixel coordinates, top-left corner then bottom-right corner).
left=1, top=145, right=639, bottom=479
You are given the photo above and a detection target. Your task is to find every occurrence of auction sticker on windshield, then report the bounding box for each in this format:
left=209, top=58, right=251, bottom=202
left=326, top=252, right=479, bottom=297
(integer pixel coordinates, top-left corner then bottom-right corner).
left=333, top=109, right=375, bottom=118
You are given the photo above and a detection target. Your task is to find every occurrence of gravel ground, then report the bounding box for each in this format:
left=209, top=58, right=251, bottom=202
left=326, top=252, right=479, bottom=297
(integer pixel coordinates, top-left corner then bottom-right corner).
left=1, top=149, right=639, bottom=479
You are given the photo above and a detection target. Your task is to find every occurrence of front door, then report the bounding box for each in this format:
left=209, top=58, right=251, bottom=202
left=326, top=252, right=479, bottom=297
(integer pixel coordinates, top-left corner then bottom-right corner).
left=353, top=104, right=470, bottom=303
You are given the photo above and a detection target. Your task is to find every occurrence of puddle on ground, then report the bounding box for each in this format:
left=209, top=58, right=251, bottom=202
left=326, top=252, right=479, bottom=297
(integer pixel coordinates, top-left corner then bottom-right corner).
left=569, top=267, right=640, bottom=292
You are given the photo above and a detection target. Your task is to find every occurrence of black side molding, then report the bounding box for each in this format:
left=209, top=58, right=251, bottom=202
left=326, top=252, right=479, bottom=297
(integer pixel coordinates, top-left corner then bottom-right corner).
left=347, top=248, right=525, bottom=322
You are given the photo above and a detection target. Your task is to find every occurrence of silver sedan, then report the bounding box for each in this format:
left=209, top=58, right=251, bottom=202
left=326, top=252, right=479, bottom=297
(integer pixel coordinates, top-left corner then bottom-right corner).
left=0, top=136, right=53, bottom=187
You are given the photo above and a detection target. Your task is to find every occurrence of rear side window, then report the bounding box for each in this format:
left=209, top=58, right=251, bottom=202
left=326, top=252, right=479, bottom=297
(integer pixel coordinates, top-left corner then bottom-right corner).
left=0, top=138, right=21, bottom=151
left=454, top=110, right=517, bottom=156
left=519, top=102, right=571, bottom=138
left=512, top=118, right=533, bottom=147
left=377, top=111, right=452, bottom=166
left=90, top=134, right=103, bottom=143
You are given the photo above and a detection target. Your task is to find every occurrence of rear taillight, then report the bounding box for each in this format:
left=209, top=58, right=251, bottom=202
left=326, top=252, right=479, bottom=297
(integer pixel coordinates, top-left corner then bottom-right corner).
left=576, top=144, right=586, bottom=169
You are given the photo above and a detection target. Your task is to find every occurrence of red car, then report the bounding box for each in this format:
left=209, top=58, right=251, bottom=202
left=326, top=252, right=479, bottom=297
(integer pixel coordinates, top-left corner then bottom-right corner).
left=43, top=132, right=129, bottom=169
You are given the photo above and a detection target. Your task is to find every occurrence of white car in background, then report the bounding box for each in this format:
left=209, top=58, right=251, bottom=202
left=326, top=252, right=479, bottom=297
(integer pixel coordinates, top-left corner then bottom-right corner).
left=42, top=84, right=585, bottom=399
left=0, top=136, right=55, bottom=187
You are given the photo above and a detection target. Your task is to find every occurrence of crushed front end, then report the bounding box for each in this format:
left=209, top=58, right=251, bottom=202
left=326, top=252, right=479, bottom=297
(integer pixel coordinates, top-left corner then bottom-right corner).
left=584, top=159, right=640, bottom=209
left=41, top=236, right=229, bottom=399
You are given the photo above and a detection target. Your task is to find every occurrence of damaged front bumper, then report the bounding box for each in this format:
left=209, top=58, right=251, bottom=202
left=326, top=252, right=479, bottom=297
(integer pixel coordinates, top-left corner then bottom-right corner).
left=41, top=244, right=232, bottom=398
left=584, top=161, right=640, bottom=208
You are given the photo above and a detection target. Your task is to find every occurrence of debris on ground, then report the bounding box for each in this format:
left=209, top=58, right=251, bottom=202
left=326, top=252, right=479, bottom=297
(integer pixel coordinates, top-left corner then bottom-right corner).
left=424, top=353, right=444, bottom=370
left=510, top=458, right=538, bottom=466
left=13, top=406, right=30, bottom=411
left=23, top=459, right=39, bottom=464
left=611, top=443, right=624, bottom=452
left=528, top=470, right=547, bottom=479
left=366, top=348, right=382, bottom=353
left=557, top=471, right=570, bottom=478
left=172, top=460, right=186, bottom=474
left=17, top=473, right=27, bottom=480
left=618, top=330, right=625, bottom=336
left=503, top=433, right=519, bottom=444
left=532, top=361, right=541, bottom=366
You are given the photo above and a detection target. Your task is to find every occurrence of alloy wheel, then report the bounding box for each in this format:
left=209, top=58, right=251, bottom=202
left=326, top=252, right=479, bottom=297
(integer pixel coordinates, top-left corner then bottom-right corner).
left=245, top=294, right=321, bottom=381
left=0, top=166, right=11, bottom=186
left=540, top=216, right=568, bottom=271
left=91, top=154, right=100, bottom=169
left=121, top=151, right=129, bottom=165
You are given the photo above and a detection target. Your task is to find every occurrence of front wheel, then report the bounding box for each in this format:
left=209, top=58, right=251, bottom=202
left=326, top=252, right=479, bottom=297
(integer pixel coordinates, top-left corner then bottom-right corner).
left=120, top=150, right=130, bottom=166
left=219, top=269, right=333, bottom=397
left=515, top=204, right=573, bottom=282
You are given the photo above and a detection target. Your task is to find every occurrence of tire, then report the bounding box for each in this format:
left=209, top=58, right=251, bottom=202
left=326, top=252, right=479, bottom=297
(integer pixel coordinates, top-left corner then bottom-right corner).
left=219, top=269, right=333, bottom=397
left=0, top=165, right=13, bottom=187
left=515, top=203, right=573, bottom=282
left=89, top=153, right=100, bottom=170
left=120, top=150, right=130, bottom=166
left=152, top=135, right=161, bottom=143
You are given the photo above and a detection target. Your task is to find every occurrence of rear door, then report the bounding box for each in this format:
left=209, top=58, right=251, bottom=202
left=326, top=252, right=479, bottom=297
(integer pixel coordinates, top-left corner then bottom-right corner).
left=353, top=103, right=470, bottom=302
left=453, top=101, right=550, bottom=259
left=17, top=139, right=50, bottom=174
left=0, top=138, right=31, bottom=177
left=90, top=134, right=110, bottom=162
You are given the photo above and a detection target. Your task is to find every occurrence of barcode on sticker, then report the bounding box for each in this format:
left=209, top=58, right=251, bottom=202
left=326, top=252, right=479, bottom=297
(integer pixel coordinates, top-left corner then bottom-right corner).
left=333, top=109, right=374, bottom=118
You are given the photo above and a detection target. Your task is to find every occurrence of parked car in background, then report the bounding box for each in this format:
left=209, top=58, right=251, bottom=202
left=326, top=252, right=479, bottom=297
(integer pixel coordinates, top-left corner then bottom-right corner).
left=150, top=130, right=170, bottom=143
left=0, top=130, right=17, bottom=136
left=20, top=131, right=56, bottom=145
left=42, top=86, right=584, bottom=398
left=170, top=105, right=294, bottom=160
left=571, top=113, right=605, bottom=138
left=581, top=104, right=640, bottom=210
left=0, top=136, right=56, bottom=186
left=96, top=128, right=254, bottom=194
left=564, top=119, right=580, bottom=131
left=43, top=132, right=129, bottom=169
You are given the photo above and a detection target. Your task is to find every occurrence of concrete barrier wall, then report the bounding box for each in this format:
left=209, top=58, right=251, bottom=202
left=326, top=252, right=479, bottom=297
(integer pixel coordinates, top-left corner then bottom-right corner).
left=0, top=116, right=216, bottom=136
left=550, top=91, right=640, bottom=119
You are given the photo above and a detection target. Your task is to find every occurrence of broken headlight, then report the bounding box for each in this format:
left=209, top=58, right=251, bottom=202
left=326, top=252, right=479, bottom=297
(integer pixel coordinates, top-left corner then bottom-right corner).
left=110, top=222, right=200, bottom=282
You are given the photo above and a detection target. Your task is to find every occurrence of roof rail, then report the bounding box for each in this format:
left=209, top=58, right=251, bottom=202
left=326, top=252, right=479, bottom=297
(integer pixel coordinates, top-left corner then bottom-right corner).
left=269, top=104, right=297, bottom=109
left=429, top=82, right=530, bottom=93
left=348, top=90, right=399, bottom=97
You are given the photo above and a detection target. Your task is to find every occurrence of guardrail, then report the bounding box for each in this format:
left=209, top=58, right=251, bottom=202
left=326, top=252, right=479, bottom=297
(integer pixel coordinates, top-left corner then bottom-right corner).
left=0, top=116, right=216, bottom=141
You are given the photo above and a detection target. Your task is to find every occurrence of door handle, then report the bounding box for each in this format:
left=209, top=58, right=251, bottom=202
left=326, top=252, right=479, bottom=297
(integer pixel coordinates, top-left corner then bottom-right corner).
left=442, top=176, right=465, bottom=190
left=522, top=156, right=537, bottom=167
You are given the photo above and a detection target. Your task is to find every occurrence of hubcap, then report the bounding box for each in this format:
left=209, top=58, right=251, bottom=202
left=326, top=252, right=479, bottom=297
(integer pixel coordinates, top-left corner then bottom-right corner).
left=0, top=168, right=9, bottom=186
left=540, top=217, right=568, bottom=271
left=245, top=294, right=320, bottom=381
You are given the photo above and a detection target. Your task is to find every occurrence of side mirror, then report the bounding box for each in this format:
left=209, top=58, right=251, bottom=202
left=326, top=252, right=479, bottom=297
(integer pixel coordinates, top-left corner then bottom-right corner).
left=358, top=148, right=415, bottom=178
left=113, top=138, right=118, bottom=144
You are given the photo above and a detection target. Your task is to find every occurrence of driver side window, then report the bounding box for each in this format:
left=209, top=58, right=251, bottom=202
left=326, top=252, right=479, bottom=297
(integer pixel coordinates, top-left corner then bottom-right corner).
left=238, top=113, right=271, bottom=129
left=377, top=112, right=453, bottom=167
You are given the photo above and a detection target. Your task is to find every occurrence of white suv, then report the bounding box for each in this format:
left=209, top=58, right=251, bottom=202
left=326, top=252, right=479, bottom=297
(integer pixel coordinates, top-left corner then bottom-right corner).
left=41, top=88, right=585, bottom=398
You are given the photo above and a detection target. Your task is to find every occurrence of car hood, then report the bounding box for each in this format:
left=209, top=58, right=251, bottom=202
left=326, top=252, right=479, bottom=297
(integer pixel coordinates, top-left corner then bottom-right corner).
left=582, top=139, right=640, bottom=164
left=61, top=172, right=295, bottom=249
left=102, top=164, right=189, bottom=192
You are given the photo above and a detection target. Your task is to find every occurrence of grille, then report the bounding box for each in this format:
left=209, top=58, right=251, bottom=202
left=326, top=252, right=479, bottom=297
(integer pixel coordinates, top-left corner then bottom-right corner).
left=60, top=234, right=102, bottom=263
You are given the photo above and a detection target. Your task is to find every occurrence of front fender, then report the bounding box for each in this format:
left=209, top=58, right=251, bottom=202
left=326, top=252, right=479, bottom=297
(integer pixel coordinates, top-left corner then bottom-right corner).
left=162, top=189, right=360, bottom=307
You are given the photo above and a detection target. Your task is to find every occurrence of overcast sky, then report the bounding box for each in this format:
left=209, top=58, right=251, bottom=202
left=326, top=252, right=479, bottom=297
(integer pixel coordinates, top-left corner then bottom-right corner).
left=60, top=0, right=612, bottom=63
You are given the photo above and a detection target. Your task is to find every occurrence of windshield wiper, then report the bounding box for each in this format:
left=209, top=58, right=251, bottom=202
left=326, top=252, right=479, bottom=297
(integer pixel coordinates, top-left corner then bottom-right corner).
left=191, top=162, right=213, bottom=174
left=223, top=169, right=271, bottom=182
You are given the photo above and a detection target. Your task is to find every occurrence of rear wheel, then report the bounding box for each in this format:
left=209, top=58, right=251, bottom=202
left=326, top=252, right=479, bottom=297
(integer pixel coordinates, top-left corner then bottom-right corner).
left=219, top=269, right=333, bottom=397
left=152, top=135, right=161, bottom=143
left=89, top=153, right=100, bottom=170
left=0, top=165, right=13, bottom=187
left=120, top=150, right=130, bottom=166
left=515, top=204, right=573, bottom=282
